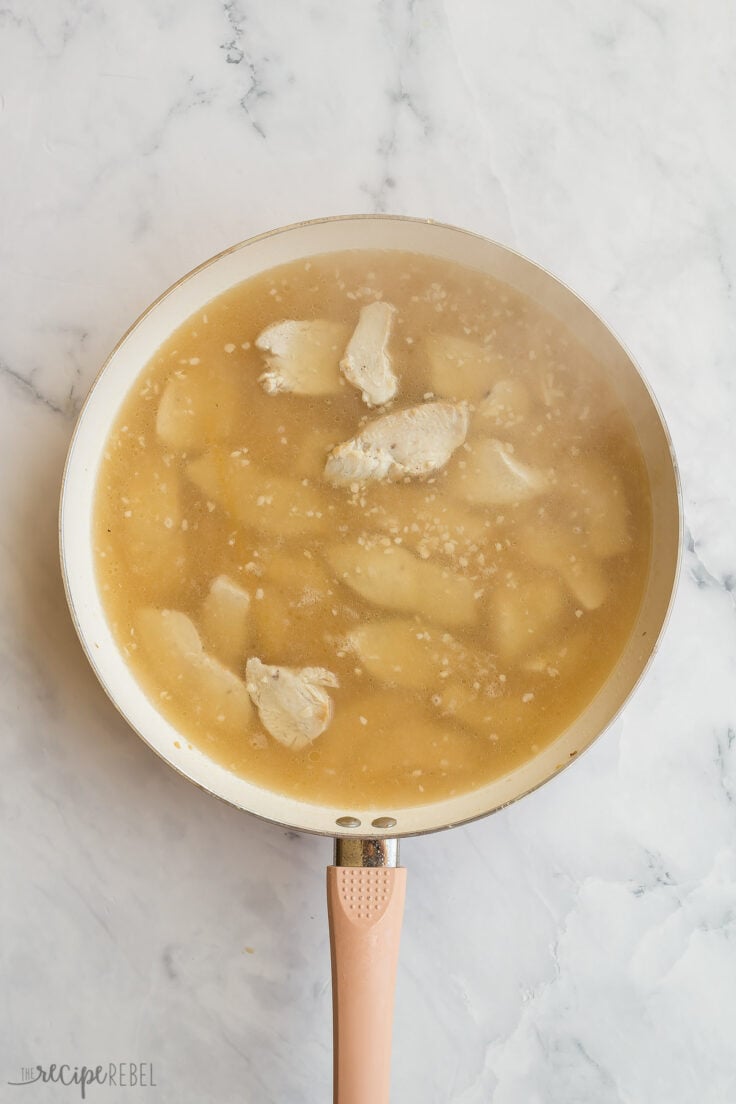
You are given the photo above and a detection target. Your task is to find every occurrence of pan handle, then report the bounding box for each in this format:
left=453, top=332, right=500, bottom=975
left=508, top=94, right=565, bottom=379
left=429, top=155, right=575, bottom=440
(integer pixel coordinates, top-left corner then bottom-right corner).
left=327, top=839, right=406, bottom=1104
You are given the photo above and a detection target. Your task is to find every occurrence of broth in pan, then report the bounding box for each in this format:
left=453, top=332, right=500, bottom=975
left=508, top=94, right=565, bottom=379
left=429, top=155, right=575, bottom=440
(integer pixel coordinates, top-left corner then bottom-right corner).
left=94, top=251, right=651, bottom=808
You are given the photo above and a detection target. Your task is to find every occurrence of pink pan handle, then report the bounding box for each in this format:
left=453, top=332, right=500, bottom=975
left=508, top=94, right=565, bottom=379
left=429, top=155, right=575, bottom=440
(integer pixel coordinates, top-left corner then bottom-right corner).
left=327, top=840, right=406, bottom=1104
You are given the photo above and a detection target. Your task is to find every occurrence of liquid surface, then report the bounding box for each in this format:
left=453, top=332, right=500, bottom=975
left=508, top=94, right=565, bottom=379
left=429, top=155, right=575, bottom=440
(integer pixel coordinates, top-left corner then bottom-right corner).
left=94, top=250, right=651, bottom=809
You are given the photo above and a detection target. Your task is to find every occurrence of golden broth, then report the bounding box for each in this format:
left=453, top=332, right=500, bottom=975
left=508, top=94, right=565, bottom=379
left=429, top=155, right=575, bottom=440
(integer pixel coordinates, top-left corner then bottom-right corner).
left=94, top=250, right=651, bottom=808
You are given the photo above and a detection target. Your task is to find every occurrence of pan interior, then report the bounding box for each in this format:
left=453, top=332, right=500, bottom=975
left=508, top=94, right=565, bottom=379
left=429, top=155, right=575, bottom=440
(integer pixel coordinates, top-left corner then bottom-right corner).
left=60, top=217, right=681, bottom=838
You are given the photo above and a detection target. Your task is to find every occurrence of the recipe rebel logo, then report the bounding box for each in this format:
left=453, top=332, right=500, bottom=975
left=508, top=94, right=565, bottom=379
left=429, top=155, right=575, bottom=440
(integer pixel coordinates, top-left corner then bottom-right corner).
left=8, top=1063, right=157, bottom=1097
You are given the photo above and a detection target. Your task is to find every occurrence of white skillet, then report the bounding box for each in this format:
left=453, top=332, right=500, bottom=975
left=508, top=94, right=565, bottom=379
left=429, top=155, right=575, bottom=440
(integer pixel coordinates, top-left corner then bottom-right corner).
left=60, top=215, right=681, bottom=1103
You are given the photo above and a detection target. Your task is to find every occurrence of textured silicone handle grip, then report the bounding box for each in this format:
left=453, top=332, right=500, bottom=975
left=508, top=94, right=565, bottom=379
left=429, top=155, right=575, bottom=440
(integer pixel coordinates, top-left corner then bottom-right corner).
left=327, top=865, right=407, bottom=1104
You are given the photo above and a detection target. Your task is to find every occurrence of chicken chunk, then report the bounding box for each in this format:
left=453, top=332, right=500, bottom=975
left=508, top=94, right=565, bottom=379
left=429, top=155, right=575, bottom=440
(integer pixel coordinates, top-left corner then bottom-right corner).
left=156, top=363, right=239, bottom=450
left=489, top=575, right=567, bottom=660
left=187, top=449, right=327, bottom=537
left=452, top=439, right=548, bottom=506
left=255, top=320, right=350, bottom=396
left=348, top=618, right=498, bottom=694
left=136, top=609, right=253, bottom=733
left=200, top=576, right=252, bottom=670
left=424, top=333, right=500, bottom=401
left=324, top=402, right=468, bottom=486
left=327, top=542, right=477, bottom=628
left=520, top=525, right=609, bottom=610
left=340, top=301, right=398, bottom=406
left=245, top=658, right=339, bottom=750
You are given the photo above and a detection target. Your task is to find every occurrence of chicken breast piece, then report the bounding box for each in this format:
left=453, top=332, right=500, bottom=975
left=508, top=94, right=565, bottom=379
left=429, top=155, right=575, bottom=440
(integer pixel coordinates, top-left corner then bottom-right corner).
left=187, top=449, right=327, bottom=537
left=200, top=576, right=252, bottom=670
left=520, top=525, right=609, bottom=610
left=324, top=402, right=468, bottom=486
left=424, top=333, right=500, bottom=401
left=136, top=609, right=253, bottom=733
left=452, top=438, right=548, bottom=506
left=245, top=658, right=339, bottom=750
left=255, top=320, right=350, bottom=396
left=327, top=542, right=477, bottom=628
left=340, top=301, right=398, bottom=406
left=156, top=363, right=239, bottom=449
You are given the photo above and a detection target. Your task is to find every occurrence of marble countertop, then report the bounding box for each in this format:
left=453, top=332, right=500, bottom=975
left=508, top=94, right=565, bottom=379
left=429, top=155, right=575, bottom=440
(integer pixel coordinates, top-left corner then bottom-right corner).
left=2, top=2, right=735, bottom=1101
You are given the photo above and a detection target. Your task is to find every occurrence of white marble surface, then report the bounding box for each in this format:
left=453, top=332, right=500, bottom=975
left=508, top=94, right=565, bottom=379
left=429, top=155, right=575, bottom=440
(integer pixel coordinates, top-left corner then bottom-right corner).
left=2, top=2, right=735, bottom=1101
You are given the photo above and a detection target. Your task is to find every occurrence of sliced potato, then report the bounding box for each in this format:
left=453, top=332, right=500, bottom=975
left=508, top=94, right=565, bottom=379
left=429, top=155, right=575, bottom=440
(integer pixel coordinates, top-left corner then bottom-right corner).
left=255, top=319, right=350, bottom=395
left=320, top=692, right=483, bottom=795
left=187, top=449, right=328, bottom=537
left=435, top=681, right=517, bottom=734
left=424, top=333, right=500, bottom=401
left=477, top=379, right=531, bottom=424
left=363, top=483, right=491, bottom=559
left=348, top=619, right=437, bottom=689
left=251, top=587, right=293, bottom=659
left=250, top=553, right=337, bottom=665
left=156, top=364, right=239, bottom=450
left=250, top=582, right=340, bottom=667
left=522, top=628, right=592, bottom=676
left=489, top=575, right=567, bottom=660
left=520, top=525, right=609, bottom=610
left=262, top=549, right=332, bottom=599
left=200, top=575, right=252, bottom=670
left=452, top=439, right=548, bottom=506
left=327, top=542, right=477, bottom=628
left=348, top=618, right=499, bottom=695
left=136, top=608, right=252, bottom=734
left=562, top=456, right=632, bottom=557
left=120, top=456, right=186, bottom=589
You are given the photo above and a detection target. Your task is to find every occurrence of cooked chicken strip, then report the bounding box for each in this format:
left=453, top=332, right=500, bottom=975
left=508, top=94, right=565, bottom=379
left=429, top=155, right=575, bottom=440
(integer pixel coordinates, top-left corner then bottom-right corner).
left=245, top=658, right=339, bottom=750
left=453, top=438, right=548, bottom=505
left=327, top=542, right=477, bottom=628
left=136, top=608, right=253, bottom=732
left=255, top=320, right=350, bottom=395
left=200, top=575, right=252, bottom=669
left=324, top=401, right=468, bottom=486
left=340, top=301, right=398, bottom=406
